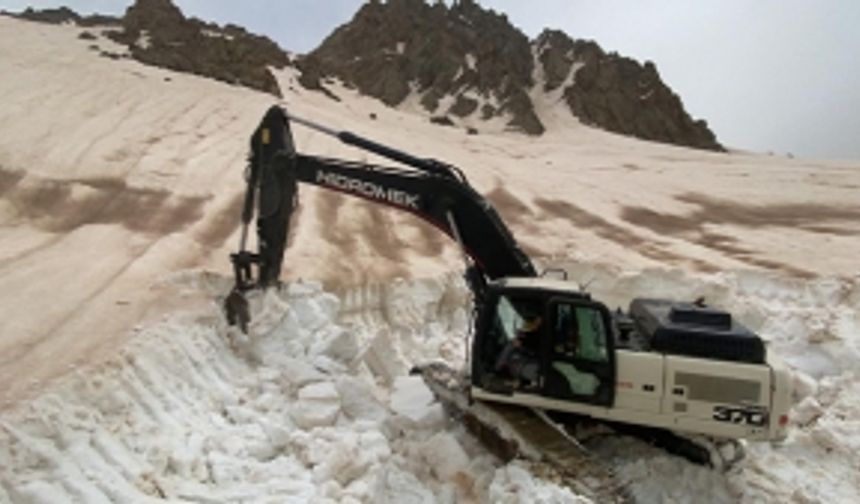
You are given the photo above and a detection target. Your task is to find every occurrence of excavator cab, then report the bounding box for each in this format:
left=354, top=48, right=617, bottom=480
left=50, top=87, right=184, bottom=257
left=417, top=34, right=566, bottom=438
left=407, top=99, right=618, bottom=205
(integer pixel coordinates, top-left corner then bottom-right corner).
left=472, top=279, right=617, bottom=408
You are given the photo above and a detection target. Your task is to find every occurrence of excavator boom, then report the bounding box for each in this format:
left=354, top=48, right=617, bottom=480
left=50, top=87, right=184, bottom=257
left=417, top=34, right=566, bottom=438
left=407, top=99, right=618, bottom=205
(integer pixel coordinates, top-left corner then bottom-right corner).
left=226, top=106, right=536, bottom=330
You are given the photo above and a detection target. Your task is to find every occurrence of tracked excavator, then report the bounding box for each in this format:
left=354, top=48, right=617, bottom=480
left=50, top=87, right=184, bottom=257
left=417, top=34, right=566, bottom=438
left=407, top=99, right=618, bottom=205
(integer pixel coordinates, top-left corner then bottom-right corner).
left=225, top=106, right=792, bottom=495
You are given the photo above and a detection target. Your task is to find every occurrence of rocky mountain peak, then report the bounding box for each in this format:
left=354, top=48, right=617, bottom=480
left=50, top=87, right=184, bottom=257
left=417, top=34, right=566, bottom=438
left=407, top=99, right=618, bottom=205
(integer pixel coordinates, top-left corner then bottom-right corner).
left=123, top=0, right=185, bottom=32
left=300, top=0, right=722, bottom=150
left=8, top=0, right=722, bottom=150
left=535, top=29, right=721, bottom=150
left=299, top=0, right=544, bottom=134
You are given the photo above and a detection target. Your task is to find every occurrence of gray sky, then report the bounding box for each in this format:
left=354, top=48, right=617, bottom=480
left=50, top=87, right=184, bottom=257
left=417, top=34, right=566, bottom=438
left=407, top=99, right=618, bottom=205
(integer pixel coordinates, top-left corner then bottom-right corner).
left=3, top=0, right=859, bottom=160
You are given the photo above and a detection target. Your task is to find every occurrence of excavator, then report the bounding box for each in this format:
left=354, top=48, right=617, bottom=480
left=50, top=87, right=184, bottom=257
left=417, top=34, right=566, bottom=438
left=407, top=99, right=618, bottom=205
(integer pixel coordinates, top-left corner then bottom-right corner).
left=225, top=106, right=792, bottom=493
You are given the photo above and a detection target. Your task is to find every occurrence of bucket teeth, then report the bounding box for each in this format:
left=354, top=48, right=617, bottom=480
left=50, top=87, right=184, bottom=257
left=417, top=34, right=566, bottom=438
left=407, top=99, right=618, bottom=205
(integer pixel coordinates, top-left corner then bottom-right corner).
left=224, top=288, right=250, bottom=333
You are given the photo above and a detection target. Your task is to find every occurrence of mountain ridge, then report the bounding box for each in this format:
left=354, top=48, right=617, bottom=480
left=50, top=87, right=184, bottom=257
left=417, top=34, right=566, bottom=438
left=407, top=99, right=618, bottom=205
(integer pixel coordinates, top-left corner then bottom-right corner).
left=7, top=0, right=721, bottom=150
left=6, top=0, right=288, bottom=96
left=299, top=0, right=722, bottom=150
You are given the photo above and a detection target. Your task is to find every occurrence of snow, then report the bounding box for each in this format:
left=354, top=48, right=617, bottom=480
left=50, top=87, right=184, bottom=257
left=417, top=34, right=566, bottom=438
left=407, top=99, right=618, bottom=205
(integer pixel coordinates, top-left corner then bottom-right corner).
left=135, top=30, right=151, bottom=50
left=335, top=377, right=388, bottom=422
left=529, top=42, right=585, bottom=130
left=419, top=432, right=471, bottom=482
left=3, top=266, right=858, bottom=502
left=201, top=29, right=234, bottom=41
left=1, top=14, right=860, bottom=504
left=489, top=463, right=587, bottom=503
left=792, top=396, right=824, bottom=426
left=389, top=376, right=440, bottom=425
left=292, top=381, right=341, bottom=429
left=372, top=464, right=435, bottom=503
left=0, top=277, right=584, bottom=502
left=465, top=53, right=477, bottom=71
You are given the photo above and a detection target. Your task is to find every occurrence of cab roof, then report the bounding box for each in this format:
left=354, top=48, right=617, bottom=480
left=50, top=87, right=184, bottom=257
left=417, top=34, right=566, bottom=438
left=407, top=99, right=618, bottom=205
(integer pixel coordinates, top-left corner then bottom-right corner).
left=490, top=277, right=590, bottom=297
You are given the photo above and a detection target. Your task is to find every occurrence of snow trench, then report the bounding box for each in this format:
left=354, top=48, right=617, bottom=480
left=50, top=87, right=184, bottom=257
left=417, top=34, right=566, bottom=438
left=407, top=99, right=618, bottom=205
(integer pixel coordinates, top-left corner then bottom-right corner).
left=1, top=267, right=858, bottom=503
left=0, top=274, right=577, bottom=503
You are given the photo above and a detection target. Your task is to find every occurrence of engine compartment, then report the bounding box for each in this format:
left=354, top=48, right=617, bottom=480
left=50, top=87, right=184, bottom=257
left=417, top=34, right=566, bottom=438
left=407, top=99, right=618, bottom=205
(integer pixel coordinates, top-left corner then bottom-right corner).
left=617, top=298, right=766, bottom=364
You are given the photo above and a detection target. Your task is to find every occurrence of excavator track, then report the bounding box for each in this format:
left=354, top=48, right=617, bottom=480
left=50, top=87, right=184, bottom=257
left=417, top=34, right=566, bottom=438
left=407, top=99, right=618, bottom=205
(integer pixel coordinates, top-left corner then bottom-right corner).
left=415, top=362, right=632, bottom=503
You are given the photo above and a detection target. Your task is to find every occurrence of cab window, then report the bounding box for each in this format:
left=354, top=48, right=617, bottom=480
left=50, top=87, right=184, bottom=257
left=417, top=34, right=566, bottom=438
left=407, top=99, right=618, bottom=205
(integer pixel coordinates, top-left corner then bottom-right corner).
left=553, top=304, right=608, bottom=363
left=495, top=295, right=521, bottom=343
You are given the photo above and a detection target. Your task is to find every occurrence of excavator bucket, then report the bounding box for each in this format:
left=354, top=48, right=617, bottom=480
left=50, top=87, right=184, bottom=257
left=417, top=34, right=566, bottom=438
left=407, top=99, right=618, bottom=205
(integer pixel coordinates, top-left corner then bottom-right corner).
left=224, top=288, right=250, bottom=333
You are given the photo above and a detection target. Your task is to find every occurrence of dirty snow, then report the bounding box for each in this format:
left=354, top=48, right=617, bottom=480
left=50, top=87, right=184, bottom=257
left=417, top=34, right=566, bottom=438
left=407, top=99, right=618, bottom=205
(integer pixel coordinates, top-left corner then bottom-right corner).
left=1, top=14, right=860, bottom=504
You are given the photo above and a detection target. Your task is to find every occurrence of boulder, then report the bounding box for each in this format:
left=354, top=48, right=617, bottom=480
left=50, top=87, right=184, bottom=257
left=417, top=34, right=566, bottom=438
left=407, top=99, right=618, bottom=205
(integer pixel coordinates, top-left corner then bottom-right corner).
left=449, top=95, right=479, bottom=117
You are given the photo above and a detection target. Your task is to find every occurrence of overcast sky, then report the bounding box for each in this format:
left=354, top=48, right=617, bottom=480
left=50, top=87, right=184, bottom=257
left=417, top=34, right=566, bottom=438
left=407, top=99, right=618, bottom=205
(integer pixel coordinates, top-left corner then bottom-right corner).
left=3, top=0, right=859, bottom=160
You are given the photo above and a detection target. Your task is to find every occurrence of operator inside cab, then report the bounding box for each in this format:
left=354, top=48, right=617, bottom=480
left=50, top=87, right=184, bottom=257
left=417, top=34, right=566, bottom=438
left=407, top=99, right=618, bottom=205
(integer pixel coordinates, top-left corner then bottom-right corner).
left=488, top=295, right=606, bottom=399
left=494, top=303, right=542, bottom=389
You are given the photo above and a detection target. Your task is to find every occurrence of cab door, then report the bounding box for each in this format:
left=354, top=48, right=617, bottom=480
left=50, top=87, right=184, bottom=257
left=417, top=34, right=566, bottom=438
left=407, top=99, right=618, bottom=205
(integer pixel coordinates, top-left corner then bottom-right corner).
left=472, top=290, right=548, bottom=395
left=542, top=298, right=616, bottom=407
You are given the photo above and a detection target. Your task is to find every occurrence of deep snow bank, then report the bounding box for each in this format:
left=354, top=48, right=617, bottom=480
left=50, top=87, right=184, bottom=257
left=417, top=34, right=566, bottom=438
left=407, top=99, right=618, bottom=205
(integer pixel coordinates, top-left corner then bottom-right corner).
left=0, top=274, right=579, bottom=503
left=1, top=266, right=858, bottom=503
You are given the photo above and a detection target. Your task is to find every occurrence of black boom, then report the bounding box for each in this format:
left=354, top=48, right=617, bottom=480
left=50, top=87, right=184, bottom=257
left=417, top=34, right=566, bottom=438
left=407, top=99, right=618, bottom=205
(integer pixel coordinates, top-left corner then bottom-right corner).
left=227, top=106, right=536, bottom=330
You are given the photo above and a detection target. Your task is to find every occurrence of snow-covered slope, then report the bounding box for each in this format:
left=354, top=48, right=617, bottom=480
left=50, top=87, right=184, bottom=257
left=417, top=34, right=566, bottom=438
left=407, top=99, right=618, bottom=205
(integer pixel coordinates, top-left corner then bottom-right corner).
left=0, top=273, right=584, bottom=503
left=1, top=15, right=859, bottom=504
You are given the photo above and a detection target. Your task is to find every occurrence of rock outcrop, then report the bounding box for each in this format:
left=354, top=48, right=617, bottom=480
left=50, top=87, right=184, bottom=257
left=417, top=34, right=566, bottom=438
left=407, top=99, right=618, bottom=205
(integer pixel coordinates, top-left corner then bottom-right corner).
left=535, top=30, right=721, bottom=151
left=7, top=6, right=120, bottom=26
left=8, top=0, right=288, bottom=97
left=108, top=0, right=288, bottom=96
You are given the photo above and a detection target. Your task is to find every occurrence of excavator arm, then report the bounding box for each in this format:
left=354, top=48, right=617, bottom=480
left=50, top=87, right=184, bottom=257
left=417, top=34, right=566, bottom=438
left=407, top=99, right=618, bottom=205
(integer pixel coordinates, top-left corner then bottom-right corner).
left=226, top=106, right=535, bottom=331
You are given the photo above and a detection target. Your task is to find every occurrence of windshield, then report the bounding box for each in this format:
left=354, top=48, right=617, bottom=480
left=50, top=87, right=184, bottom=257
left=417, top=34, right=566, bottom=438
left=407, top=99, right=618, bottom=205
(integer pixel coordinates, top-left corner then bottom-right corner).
left=495, top=295, right=541, bottom=343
